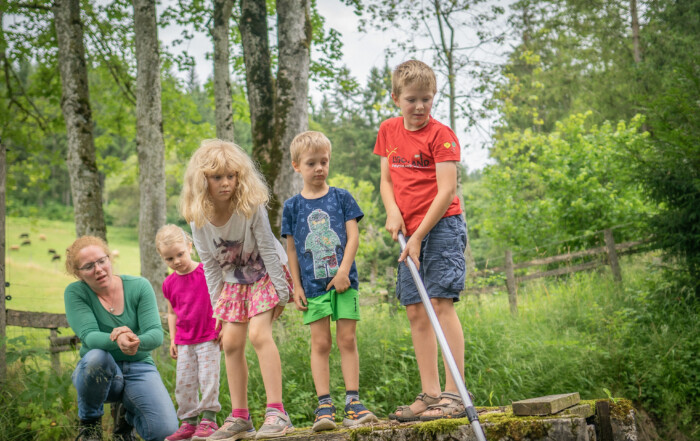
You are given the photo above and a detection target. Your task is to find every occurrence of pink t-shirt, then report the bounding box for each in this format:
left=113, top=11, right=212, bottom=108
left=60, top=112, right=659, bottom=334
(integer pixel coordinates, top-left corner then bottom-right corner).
left=162, top=263, right=218, bottom=345
left=374, top=116, right=462, bottom=235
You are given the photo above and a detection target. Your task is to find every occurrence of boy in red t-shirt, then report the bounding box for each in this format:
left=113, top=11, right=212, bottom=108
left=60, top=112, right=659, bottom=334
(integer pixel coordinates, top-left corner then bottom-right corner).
left=374, top=60, right=469, bottom=422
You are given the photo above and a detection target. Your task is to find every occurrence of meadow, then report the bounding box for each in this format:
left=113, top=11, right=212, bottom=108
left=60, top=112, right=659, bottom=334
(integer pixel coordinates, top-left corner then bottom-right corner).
left=2, top=217, right=698, bottom=440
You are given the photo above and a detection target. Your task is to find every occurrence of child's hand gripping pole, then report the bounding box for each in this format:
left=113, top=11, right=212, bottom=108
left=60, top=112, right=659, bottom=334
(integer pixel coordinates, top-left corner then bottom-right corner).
left=398, top=232, right=487, bottom=441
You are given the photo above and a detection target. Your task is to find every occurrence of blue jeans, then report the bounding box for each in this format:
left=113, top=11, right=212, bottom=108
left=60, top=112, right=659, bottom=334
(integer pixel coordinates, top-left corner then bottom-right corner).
left=72, top=349, right=178, bottom=441
left=396, top=215, right=467, bottom=306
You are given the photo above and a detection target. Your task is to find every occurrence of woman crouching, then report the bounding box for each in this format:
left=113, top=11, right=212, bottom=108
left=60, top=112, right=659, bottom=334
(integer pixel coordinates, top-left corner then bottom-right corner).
left=64, top=236, right=178, bottom=441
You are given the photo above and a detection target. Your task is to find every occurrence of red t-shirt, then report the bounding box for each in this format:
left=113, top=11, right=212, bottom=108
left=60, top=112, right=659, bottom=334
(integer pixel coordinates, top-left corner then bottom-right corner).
left=374, top=116, right=462, bottom=236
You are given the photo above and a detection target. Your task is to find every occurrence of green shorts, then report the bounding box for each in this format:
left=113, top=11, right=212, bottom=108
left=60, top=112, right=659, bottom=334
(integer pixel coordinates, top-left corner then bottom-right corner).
left=302, top=288, right=360, bottom=325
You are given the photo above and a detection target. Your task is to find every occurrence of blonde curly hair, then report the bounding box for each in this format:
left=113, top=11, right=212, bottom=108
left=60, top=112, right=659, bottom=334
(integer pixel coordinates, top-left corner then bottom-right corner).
left=180, top=139, right=269, bottom=228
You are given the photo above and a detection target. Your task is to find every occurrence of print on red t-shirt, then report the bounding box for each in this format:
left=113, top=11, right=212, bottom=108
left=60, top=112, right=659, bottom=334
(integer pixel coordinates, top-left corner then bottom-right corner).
left=374, top=116, right=462, bottom=235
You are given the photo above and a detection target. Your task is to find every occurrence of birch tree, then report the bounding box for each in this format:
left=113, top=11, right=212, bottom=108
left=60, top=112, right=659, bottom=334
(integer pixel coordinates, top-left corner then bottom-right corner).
left=353, top=0, right=504, bottom=133
left=132, top=0, right=168, bottom=310
left=238, top=0, right=309, bottom=232
left=273, top=0, right=309, bottom=210
left=213, top=0, right=235, bottom=141
left=53, top=0, right=107, bottom=239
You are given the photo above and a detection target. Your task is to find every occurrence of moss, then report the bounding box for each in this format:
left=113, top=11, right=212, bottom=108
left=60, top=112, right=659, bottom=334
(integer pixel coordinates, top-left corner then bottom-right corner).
left=485, top=418, right=551, bottom=441
left=580, top=399, right=597, bottom=414
left=481, top=409, right=552, bottom=441
left=348, top=425, right=381, bottom=441
left=608, top=398, right=635, bottom=425
left=416, top=417, right=470, bottom=437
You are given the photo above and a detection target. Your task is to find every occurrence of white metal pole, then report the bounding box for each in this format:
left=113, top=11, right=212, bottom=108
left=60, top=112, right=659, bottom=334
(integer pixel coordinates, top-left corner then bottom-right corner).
left=398, top=232, right=487, bottom=441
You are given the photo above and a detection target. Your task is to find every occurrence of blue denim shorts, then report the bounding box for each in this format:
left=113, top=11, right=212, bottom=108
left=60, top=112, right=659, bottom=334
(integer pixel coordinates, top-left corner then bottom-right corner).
left=396, top=215, right=467, bottom=306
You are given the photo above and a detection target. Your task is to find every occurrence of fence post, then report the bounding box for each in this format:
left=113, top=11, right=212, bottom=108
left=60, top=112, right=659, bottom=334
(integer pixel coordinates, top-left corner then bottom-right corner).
left=604, top=229, right=622, bottom=283
left=50, top=328, right=61, bottom=373
left=0, top=139, right=6, bottom=385
left=505, top=250, right=518, bottom=315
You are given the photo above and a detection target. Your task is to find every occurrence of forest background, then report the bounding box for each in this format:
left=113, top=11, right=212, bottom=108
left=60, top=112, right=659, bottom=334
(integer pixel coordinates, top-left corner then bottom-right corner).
left=1, top=0, right=698, bottom=440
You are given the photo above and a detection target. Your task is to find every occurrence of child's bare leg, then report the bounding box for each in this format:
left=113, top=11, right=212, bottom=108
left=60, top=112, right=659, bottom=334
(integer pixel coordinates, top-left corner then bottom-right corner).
left=433, top=298, right=465, bottom=393
left=222, top=321, right=249, bottom=409
left=420, top=298, right=466, bottom=418
left=336, top=319, right=359, bottom=391
left=248, top=308, right=282, bottom=403
left=309, top=316, right=332, bottom=396
left=394, top=303, right=441, bottom=417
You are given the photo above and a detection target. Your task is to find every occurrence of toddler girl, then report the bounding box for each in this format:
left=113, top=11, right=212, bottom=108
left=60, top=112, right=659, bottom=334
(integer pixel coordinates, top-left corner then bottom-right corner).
left=180, top=139, right=294, bottom=440
left=157, top=224, right=221, bottom=441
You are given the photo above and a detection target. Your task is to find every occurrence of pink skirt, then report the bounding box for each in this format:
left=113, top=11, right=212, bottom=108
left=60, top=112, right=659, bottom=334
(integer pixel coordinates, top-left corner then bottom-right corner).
left=213, top=266, right=293, bottom=323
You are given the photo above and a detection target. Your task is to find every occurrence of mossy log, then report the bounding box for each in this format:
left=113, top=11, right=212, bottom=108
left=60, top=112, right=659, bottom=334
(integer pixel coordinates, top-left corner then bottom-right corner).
left=281, top=399, right=637, bottom=441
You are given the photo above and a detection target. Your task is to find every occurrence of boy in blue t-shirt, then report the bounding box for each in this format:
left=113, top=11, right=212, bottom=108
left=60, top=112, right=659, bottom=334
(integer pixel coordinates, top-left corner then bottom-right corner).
left=281, top=131, right=378, bottom=432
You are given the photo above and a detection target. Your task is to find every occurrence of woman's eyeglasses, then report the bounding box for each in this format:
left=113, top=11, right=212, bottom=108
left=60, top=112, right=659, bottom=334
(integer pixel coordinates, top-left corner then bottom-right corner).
left=79, top=256, right=110, bottom=272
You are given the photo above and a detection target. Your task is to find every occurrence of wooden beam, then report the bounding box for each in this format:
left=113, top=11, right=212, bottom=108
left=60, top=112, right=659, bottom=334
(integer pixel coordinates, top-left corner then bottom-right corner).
left=475, top=239, right=647, bottom=276
left=6, top=309, right=70, bottom=329
left=596, top=400, right=614, bottom=441
left=517, top=260, right=604, bottom=282
left=512, top=392, right=580, bottom=416
left=1, top=137, right=6, bottom=384
left=49, top=335, right=80, bottom=347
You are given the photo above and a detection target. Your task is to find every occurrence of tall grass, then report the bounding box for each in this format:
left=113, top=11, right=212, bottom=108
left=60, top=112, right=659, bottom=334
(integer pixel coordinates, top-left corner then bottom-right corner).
left=3, top=217, right=698, bottom=439
left=193, top=257, right=695, bottom=439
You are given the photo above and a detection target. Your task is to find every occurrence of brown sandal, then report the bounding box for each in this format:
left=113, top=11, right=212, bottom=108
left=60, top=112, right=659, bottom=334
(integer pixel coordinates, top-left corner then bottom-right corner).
left=419, top=391, right=469, bottom=421
left=388, top=393, right=441, bottom=422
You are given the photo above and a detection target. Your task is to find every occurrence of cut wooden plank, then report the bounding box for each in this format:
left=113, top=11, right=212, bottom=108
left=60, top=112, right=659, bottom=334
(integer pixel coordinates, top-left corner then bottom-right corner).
left=512, top=393, right=581, bottom=416
left=559, top=403, right=594, bottom=418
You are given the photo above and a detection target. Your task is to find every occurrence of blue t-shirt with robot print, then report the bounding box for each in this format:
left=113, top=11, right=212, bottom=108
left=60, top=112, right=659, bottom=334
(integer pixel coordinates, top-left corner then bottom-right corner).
left=281, top=187, right=363, bottom=298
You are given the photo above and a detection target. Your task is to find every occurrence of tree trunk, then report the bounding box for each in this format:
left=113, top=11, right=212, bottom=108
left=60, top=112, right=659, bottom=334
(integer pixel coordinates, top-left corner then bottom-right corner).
left=212, top=0, right=235, bottom=141
left=53, top=0, right=107, bottom=240
left=132, top=0, right=168, bottom=313
left=238, top=0, right=310, bottom=234
left=239, top=0, right=281, bottom=231
left=630, top=0, right=641, bottom=64
left=274, top=0, right=309, bottom=217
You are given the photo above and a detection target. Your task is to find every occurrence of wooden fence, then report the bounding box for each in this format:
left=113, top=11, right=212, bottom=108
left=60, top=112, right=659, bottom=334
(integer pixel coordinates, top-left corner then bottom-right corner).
left=4, top=309, right=80, bottom=374
left=0, top=228, right=648, bottom=384
left=469, top=229, right=648, bottom=314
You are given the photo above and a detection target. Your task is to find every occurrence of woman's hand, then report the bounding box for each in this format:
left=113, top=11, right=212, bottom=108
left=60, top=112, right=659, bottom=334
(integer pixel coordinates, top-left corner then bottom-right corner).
left=116, top=332, right=140, bottom=356
left=110, top=326, right=133, bottom=342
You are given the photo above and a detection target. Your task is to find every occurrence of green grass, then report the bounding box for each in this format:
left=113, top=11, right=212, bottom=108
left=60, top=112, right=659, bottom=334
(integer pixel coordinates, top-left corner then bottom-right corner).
left=5, top=217, right=142, bottom=313
left=4, top=217, right=143, bottom=370
left=3, top=217, right=698, bottom=440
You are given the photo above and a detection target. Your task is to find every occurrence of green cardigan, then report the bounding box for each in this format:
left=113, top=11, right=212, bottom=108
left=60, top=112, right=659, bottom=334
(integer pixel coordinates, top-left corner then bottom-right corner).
left=64, top=275, right=163, bottom=365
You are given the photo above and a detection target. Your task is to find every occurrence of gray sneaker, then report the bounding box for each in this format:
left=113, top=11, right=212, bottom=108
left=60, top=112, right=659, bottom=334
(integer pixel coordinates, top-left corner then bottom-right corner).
left=255, top=408, right=294, bottom=439
left=208, top=416, right=256, bottom=440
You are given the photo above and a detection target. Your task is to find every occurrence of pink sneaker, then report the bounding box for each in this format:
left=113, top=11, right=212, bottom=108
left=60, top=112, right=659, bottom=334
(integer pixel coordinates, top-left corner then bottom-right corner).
left=192, top=418, right=219, bottom=441
left=165, top=421, right=196, bottom=441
